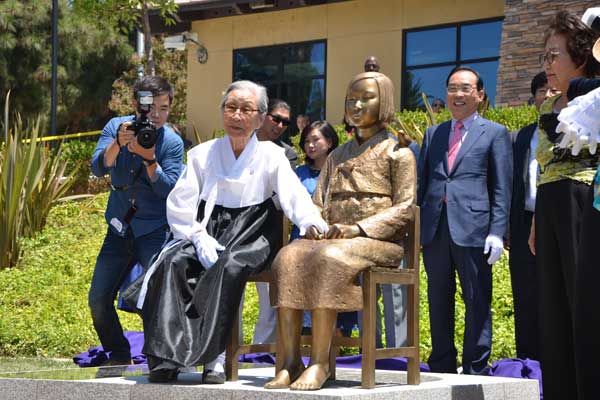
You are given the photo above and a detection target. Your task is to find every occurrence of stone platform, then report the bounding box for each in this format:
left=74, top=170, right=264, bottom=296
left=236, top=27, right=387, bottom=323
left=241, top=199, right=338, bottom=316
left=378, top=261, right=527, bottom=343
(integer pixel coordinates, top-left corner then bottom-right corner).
left=0, top=365, right=539, bottom=400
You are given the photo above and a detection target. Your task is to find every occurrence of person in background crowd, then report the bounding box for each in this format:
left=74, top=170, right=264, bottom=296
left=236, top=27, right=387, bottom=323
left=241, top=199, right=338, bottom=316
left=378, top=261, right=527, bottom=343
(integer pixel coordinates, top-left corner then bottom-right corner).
left=527, top=11, right=600, bottom=400
left=290, top=121, right=339, bottom=241
left=508, top=71, right=558, bottom=361
left=296, top=114, right=310, bottom=137
left=431, top=98, right=445, bottom=113
left=257, top=99, right=297, bottom=168
left=89, top=75, right=183, bottom=368
left=418, top=66, right=512, bottom=375
left=364, top=55, right=380, bottom=72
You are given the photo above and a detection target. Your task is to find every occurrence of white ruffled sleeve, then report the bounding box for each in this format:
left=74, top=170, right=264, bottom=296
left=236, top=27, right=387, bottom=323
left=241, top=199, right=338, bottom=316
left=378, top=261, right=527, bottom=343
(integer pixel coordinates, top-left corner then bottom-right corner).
left=272, top=151, right=328, bottom=236
left=166, top=149, right=205, bottom=240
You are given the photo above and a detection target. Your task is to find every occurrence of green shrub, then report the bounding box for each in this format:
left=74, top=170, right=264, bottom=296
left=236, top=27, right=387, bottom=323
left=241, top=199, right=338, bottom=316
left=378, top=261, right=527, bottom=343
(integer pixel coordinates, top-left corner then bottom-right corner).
left=292, top=105, right=536, bottom=159
left=59, top=140, right=97, bottom=194
left=392, top=104, right=537, bottom=145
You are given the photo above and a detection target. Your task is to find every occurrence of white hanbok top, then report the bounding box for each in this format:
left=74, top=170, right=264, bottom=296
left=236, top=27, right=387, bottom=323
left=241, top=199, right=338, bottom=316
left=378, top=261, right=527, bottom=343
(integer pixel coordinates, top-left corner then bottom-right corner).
left=167, top=133, right=327, bottom=240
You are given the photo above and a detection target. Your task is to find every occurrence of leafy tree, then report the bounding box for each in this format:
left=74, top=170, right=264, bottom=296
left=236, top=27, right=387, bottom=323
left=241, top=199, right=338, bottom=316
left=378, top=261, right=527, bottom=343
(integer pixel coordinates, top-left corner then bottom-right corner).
left=108, top=36, right=187, bottom=135
left=70, top=0, right=178, bottom=75
left=0, top=0, right=133, bottom=133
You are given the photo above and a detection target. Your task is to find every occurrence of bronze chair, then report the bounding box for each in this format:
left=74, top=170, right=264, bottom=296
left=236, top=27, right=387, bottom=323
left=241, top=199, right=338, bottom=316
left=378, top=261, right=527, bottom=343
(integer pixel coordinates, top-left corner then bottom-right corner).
left=226, top=209, right=421, bottom=388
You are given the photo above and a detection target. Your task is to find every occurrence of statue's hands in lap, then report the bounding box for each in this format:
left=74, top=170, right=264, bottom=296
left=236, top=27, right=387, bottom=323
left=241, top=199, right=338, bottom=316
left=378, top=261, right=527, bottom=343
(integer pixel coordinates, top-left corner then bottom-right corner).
left=325, top=224, right=361, bottom=239
left=304, top=225, right=325, bottom=240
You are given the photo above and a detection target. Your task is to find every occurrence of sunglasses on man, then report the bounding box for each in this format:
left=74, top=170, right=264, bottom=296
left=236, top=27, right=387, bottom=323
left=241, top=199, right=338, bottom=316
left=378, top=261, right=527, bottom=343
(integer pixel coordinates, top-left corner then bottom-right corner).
left=269, top=114, right=291, bottom=127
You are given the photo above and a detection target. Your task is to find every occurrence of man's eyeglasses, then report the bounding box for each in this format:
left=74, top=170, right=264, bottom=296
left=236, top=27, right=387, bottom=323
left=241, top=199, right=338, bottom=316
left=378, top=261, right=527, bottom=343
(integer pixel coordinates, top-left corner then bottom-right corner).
left=535, top=87, right=560, bottom=97
left=447, top=84, right=476, bottom=94
left=539, top=50, right=560, bottom=66
left=269, top=114, right=291, bottom=126
left=223, top=103, right=259, bottom=116
left=432, top=102, right=444, bottom=108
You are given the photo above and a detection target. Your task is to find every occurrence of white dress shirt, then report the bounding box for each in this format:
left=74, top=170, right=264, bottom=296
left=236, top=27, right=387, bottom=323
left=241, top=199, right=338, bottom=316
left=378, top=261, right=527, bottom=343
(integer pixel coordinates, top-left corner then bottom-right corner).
left=525, top=127, right=539, bottom=212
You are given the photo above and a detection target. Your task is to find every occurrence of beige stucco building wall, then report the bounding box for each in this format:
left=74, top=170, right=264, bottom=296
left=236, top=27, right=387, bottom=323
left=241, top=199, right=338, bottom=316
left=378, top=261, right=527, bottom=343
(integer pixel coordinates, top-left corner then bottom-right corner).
left=186, top=0, right=504, bottom=142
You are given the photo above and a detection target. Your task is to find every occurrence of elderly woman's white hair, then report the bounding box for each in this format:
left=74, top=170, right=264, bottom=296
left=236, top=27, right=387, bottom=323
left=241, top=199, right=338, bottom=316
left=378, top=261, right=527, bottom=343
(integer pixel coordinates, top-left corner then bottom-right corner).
left=220, top=80, right=268, bottom=113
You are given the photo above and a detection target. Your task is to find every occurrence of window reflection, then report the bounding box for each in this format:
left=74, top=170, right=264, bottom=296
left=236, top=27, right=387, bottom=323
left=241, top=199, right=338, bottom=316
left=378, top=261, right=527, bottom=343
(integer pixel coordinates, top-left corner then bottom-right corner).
left=406, top=27, right=456, bottom=67
left=404, top=66, right=454, bottom=110
left=461, top=21, right=503, bottom=60
left=234, top=41, right=326, bottom=125
left=402, top=19, right=503, bottom=110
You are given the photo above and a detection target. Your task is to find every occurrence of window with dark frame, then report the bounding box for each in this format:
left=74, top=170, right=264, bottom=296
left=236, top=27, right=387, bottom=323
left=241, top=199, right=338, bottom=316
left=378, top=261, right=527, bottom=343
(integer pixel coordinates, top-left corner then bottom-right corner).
left=233, top=40, right=327, bottom=135
left=401, top=18, right=503, bottom=110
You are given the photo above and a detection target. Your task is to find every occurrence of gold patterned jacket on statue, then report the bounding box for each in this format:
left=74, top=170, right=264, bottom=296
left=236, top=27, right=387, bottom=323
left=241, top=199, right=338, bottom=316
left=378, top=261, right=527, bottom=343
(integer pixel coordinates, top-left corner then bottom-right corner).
left=315, top=130, right=417, bottom=242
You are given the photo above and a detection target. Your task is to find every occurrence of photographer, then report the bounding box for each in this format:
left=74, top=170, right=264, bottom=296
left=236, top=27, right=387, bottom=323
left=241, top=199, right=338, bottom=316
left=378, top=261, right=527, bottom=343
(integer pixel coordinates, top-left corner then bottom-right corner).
left=89, top=75, right=183, bottom=366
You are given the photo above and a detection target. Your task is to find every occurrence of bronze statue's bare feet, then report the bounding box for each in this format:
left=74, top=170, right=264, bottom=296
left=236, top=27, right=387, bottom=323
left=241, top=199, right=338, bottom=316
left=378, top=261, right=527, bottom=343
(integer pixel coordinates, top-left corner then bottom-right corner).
left=264, top=362, right=305, bottom=389
left=289, top=363, right=330, bottom=391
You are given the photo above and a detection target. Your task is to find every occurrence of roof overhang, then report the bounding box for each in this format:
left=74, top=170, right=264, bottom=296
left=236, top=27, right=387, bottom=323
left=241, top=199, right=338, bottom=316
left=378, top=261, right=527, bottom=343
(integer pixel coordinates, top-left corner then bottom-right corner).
left=149, top=0, right=349, bottom=34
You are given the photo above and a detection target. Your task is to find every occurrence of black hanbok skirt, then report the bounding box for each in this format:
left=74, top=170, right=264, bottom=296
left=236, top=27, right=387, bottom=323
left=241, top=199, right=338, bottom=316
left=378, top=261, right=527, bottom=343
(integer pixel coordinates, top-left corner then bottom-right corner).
left=124, top=198, right=279, bottom=367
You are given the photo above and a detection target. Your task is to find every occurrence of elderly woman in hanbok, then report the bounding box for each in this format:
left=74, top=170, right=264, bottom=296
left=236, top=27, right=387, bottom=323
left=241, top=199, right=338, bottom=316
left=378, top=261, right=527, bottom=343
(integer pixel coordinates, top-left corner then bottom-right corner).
left=135, top=80, right=327, bottom=384
left=265, top=72, right=417, bottom=391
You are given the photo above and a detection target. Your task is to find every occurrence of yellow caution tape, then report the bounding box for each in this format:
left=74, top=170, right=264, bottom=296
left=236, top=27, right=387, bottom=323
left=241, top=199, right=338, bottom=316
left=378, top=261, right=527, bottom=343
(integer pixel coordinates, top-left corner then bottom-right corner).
left=23, top=130, right=102, bottom=143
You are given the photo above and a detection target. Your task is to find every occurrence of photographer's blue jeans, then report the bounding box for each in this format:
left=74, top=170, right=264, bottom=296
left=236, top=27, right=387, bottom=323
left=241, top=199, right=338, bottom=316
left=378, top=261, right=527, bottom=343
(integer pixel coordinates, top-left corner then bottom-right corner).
left=88, top=226, right=169, bottom=361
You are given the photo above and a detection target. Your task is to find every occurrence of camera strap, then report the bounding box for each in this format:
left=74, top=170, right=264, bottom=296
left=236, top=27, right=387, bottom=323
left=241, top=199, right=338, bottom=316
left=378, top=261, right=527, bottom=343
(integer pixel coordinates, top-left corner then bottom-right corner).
left=111, top=163, right=146, bottom=225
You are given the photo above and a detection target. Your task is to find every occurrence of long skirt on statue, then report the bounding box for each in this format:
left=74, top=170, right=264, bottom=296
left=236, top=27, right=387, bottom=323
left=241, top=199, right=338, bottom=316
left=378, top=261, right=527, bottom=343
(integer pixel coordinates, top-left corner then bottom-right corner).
left=272, top=237, right=404, bottom=311
left=124, top=199, right=279, bottom=368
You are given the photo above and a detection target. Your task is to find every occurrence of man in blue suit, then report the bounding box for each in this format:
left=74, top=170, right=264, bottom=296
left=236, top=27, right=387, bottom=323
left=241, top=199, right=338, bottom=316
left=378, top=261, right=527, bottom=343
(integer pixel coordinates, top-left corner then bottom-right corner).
left=417, top=67, right=512, bottom=375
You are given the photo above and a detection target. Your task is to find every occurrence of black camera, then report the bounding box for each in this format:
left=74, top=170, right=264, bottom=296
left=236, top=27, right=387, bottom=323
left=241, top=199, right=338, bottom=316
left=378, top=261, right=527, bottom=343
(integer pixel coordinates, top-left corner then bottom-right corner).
left=127, top=91, right=158, bottom=149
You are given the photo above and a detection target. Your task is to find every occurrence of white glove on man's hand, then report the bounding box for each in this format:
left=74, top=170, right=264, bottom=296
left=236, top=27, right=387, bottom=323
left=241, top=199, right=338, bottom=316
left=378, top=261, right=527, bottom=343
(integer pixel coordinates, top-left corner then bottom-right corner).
left=557, top=87, right=600, bottom=155
left=484, top=234, right=504, bottom=265
left=191, top=230, right=225, bottom=269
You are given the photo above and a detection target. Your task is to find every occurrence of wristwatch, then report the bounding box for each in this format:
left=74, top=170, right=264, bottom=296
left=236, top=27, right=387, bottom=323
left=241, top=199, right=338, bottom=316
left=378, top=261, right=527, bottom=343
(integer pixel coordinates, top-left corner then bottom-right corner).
left=143, top=157, right=157, bottom=167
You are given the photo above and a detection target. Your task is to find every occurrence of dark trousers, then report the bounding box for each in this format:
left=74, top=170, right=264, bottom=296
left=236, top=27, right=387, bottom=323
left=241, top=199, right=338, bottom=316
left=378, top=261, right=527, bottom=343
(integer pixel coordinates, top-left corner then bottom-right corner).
left=423, top=208, right=492, bottom=375
left=574, top=184, right=600, bottom=400
left=508, top=210, right=539, bottom=360
left=535, top=180, right=588, bottom=400
left=88, top=226, right=169, bottom=360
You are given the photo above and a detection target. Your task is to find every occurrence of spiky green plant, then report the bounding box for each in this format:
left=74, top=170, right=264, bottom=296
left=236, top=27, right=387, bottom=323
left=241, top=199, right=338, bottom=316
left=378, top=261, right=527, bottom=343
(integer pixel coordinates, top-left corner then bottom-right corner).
left=0, top=94, right=78, bottom=268
left=24, top=143, right=78, bottom=236
left=0, top=116, right=44, bottom=268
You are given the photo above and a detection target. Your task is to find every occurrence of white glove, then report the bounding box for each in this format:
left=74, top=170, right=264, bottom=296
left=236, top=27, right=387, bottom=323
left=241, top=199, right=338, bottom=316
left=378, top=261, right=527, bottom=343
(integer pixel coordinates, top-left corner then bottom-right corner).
left=191, top=230, right=225, bottom=269
left=298, top=217, right=329, bottom=237
left=484, top=234, right=504, bottom=265
left=556, top=87, right=600, bottom=155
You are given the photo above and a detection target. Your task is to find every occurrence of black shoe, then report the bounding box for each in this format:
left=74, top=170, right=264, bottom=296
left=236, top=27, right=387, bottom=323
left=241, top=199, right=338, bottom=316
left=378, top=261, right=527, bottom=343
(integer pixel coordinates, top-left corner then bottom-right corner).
left=202, top=369, right=225, bottom=384
left=148, top=368, right=180, bottom=383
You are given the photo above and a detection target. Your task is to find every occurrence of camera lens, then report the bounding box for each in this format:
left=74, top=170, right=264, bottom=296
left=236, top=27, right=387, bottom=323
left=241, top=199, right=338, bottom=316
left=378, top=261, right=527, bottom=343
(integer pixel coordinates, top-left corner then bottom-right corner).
left=137, top=125, right=158, bottom=149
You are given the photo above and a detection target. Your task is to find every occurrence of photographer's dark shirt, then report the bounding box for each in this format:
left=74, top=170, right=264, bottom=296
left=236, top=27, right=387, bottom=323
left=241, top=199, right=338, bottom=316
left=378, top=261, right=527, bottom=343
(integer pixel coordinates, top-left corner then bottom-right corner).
left=91, top=116, right=184, bottom=238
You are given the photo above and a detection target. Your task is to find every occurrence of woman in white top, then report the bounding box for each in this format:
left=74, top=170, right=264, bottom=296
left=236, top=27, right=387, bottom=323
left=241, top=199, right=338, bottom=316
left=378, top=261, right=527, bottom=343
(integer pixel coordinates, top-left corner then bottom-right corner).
left=137, top=80, right=327, bottom=384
